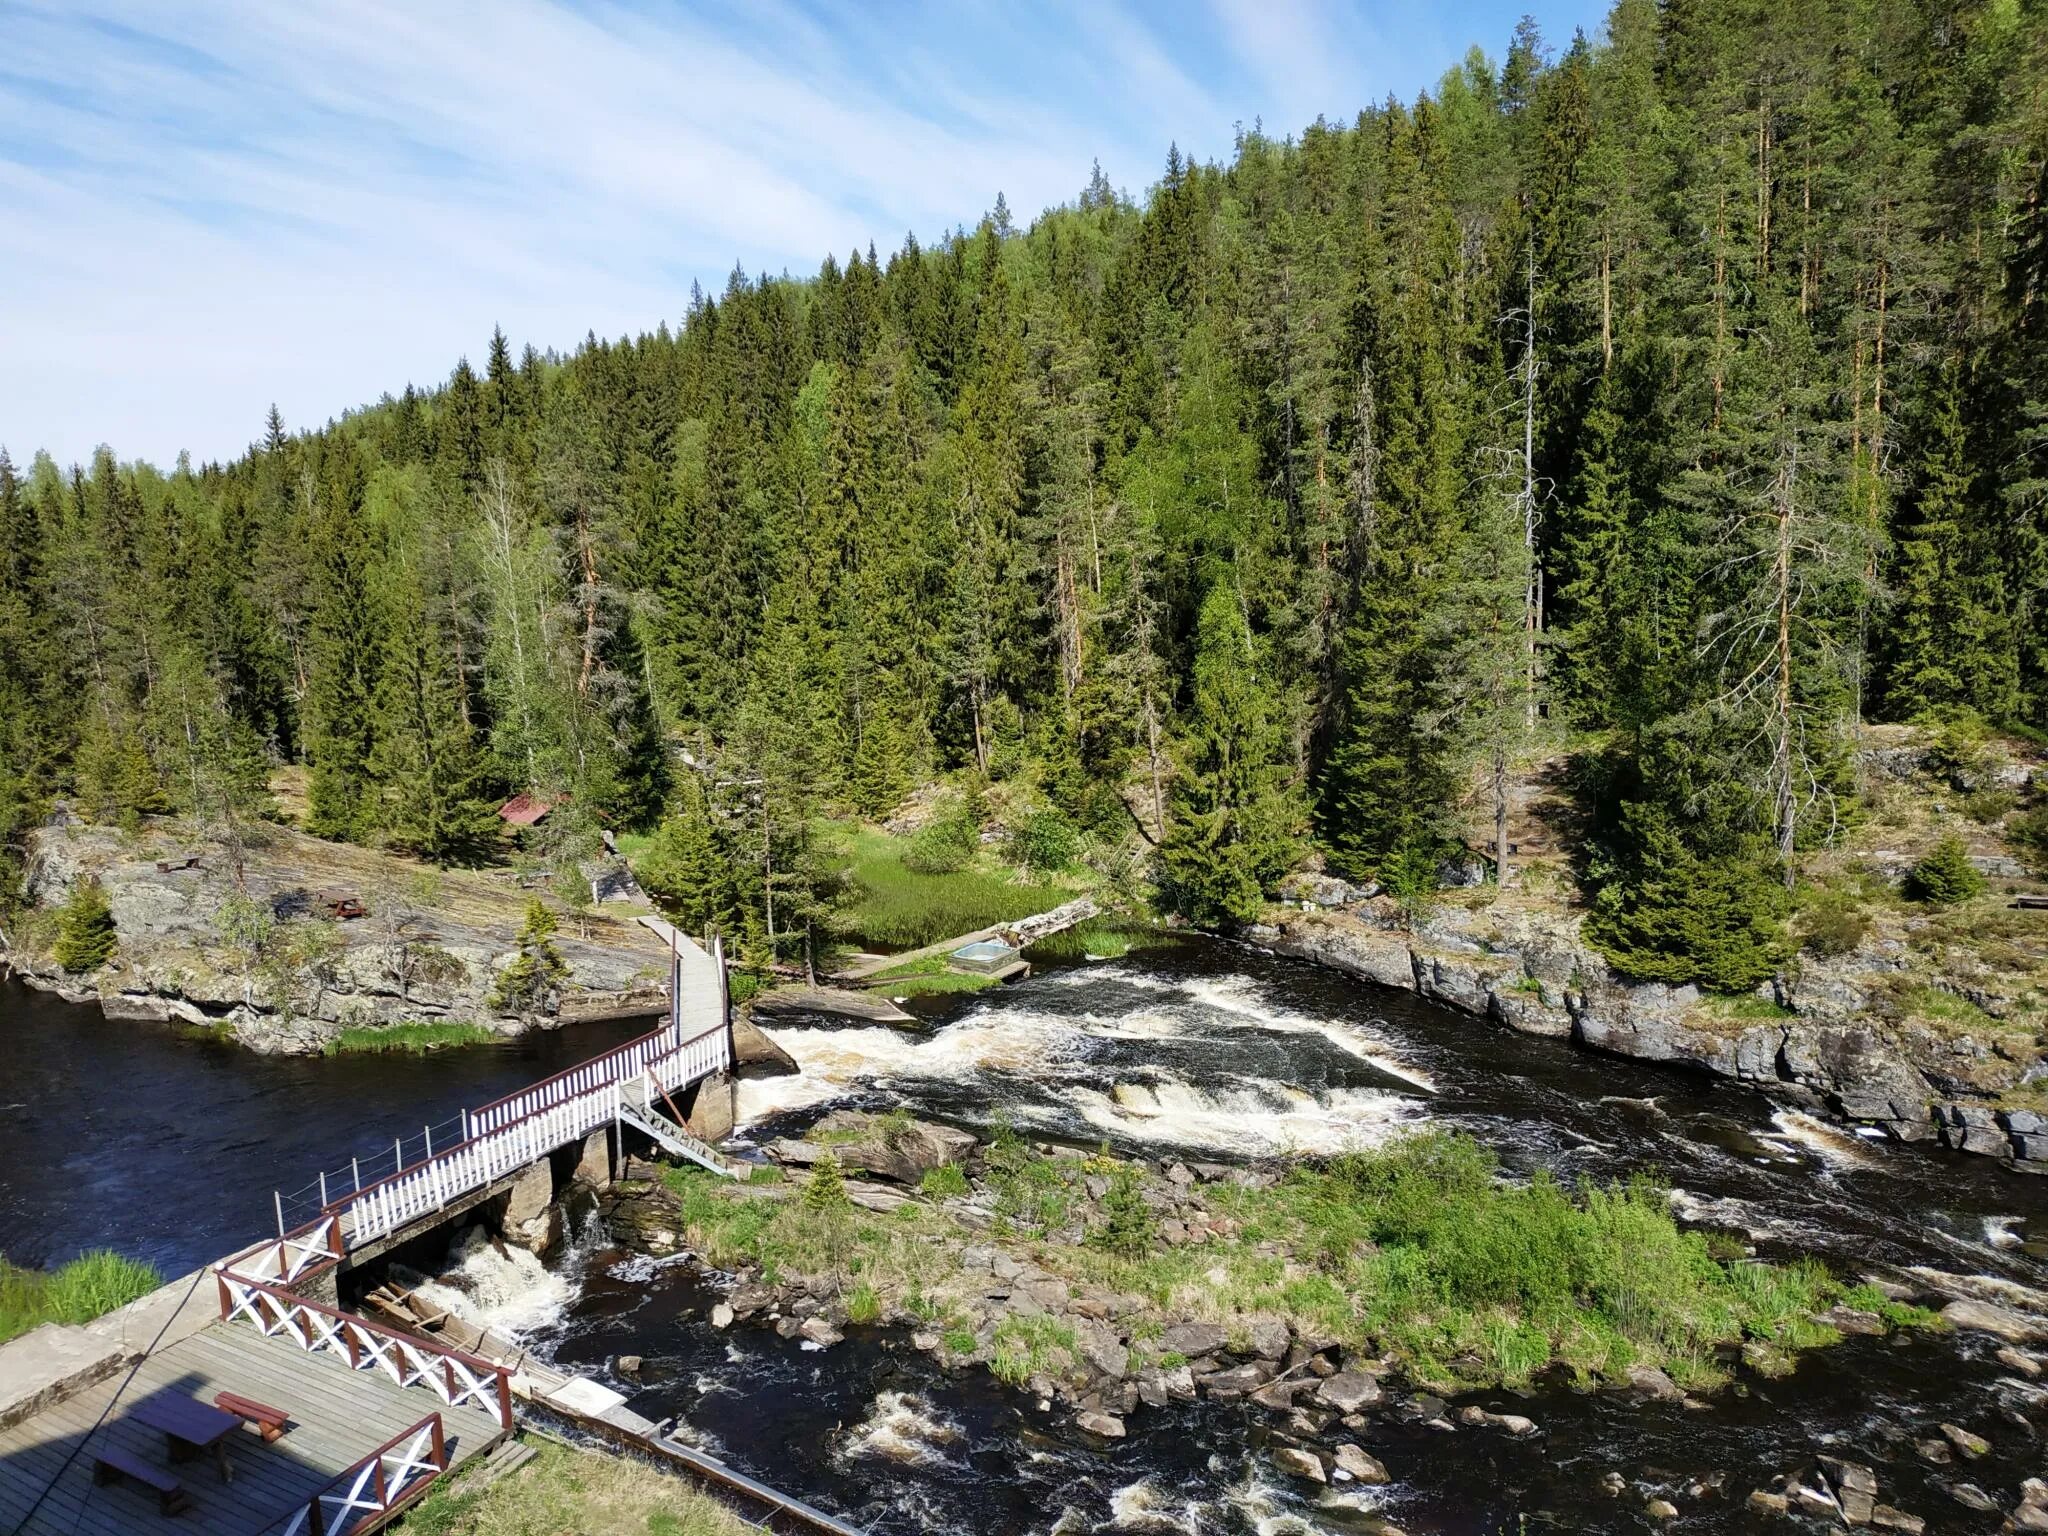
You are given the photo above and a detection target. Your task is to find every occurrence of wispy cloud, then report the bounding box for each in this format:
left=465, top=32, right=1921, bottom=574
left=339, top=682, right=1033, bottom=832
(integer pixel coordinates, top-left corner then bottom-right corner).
left=0, top=0, right=1607, bottom=468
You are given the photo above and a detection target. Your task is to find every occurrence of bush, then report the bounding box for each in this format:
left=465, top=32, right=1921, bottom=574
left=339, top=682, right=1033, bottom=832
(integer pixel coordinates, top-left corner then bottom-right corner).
left=904, top=808, right=978, bottom=875
left=1090, top=1164, right=1158, bottom=1257
left=1009, top=810, right=1078, bottom=874
left=802, top=1154, right=851, bottom=1215
left=1795, top=885, right=1870, bottom=958
left=52, top=877, right=117, bottom=973
left=1905, top=835, right=1985, bottom=906
left=919, top=1164, right=970, bottom=1199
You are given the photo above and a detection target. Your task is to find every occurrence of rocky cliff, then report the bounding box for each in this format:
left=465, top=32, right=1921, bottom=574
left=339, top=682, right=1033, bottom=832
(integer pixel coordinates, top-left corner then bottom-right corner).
left=3, top=816, right=672, bottom=1053
left=1260, top=895, right=2045, bottom=1170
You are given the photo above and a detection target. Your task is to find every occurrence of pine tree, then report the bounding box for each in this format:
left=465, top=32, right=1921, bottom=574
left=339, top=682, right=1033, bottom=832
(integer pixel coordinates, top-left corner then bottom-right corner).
left=490, top=898, right=570, bottom=1013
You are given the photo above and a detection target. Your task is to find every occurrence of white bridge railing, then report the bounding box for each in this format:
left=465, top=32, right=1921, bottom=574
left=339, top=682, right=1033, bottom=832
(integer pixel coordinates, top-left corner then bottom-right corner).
left=340, top=1020, right=730, bottom=1245
left=272, top=1412, right=447, bottom=1536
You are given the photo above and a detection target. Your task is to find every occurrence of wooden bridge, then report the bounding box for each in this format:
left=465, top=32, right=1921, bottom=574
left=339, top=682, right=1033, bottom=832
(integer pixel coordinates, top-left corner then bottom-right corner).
left=0, top=918, right=871, bottom=1536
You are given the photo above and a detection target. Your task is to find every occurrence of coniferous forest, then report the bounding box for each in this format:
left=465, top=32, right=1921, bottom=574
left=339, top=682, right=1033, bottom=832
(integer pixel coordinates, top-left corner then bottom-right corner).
left=3, top=0, right=2046, bottom=993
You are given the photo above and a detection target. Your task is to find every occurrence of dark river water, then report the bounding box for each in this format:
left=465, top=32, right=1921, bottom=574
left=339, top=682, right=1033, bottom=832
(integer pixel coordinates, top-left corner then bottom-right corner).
left=5, top=945, right=2047, bottom=1533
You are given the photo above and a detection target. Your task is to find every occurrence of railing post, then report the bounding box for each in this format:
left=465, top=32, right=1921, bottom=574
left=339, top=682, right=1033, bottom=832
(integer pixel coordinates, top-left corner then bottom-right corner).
left=308, top=1494, right=326, bottom=1536
left=394, top=1137, right=403, bottom=1176
left=431, top=1412, right=446, bottom=1468
left=318, top=1171, right=328, bottom=1209
left=423, top=1123, right=433, bottom=1159
left=351, top=1156, right=360, bottom=1192
left=275, top=1190, right=285, bottom=1237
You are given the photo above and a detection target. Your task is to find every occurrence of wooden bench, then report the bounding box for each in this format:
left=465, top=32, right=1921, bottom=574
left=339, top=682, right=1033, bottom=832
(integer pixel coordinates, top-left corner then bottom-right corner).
left=213, top=1391, right=290, bottom=1443
left=93, top=1445, right=191, bottom=1515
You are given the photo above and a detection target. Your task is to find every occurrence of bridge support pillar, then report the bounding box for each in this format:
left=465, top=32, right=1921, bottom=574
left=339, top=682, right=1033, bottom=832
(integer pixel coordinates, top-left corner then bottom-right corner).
left=680, top=1072, right=736, bottom=1143
left=574, top=1126, right=613, bottom=1191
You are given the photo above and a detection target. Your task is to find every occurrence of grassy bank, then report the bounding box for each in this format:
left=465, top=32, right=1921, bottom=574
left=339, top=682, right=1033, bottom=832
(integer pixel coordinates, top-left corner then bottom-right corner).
left=398, top=1438, right=756, bottom=1536
left=659, top=1130, right=1932, bottom=1392
left=323, top=1020, right=500, bottom=1055
left=822, top=821, right=1077, bottom=949
left=0, top=1250, right=164, bottom=1345
left=864, top=954, right=999, bottom=998
left=1022, top=917, right=1176, bottom=961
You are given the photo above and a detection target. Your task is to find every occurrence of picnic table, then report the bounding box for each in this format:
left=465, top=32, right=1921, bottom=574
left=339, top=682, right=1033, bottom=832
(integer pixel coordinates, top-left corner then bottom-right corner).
left=130, top=1394, right=241, bottom=1483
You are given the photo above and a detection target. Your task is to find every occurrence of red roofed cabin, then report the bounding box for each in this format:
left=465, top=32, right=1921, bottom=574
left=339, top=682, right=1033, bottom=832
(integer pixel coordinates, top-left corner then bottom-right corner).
left=497, top=792, right=556, bottom=829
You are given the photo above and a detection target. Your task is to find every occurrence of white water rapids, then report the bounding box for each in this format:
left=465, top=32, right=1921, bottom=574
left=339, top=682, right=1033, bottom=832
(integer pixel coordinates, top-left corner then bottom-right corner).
left=735, top=963, right=1434, bottom=1159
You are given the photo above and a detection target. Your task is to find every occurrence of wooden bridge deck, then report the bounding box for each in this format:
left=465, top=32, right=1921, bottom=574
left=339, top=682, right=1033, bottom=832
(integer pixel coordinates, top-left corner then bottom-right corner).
left=0, top=1321, right=507, bottom=1536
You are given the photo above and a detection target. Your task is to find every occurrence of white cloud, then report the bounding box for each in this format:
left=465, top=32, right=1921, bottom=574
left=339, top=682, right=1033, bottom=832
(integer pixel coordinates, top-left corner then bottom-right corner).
left=0, top=0, right=1605, bottom=468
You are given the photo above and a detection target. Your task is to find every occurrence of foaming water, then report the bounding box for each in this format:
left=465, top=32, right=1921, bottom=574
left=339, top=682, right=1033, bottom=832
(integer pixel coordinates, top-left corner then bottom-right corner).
left=1768, top=1108, right=1887, bottom=1170
left=739, top=964, right=1434, bottom=1159
left=402, top=1223, right=576, bottom=1340
left=837, top=1390, right=966, bottom=1467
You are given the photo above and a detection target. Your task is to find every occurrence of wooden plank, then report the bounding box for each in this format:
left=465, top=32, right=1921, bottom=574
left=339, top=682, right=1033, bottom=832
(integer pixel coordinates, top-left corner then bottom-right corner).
left=0, top=1321, right=503, bottom=1536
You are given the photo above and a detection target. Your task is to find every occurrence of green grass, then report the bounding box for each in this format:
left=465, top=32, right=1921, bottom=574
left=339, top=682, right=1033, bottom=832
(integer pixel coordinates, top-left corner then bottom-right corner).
left=866, top=954, right=1001, bottom=997
left=1022, top=917, right=1175, bottom=961
left=1698, top=993, right=1796, bottom=1021
left=1895, top=983, right=2000, bottom=1030
left=1, top=1250, right=164, bottom=1344
left=822, top=821, right=1076, bottom=949
left=989, top=1315, right=1079, bottom=1385
left=323, top=1020, right=501, bottom=1055
left=398, top=1437, right=757, bottom=1536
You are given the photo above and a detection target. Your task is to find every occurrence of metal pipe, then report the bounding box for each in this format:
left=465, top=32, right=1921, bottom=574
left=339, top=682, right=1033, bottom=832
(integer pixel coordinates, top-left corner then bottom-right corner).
left=352, top=1157, right=361, bottom=1192
left=319, top=1170, right=328, bottom=1209
left=424, top=1123, right=433, bottom=1159
left=274, top=1190, right=285, bottom=1237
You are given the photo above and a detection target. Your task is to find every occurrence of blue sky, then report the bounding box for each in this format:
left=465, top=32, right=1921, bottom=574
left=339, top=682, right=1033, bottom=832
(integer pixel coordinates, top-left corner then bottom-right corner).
left=0, top=0, right=1610, bottom=469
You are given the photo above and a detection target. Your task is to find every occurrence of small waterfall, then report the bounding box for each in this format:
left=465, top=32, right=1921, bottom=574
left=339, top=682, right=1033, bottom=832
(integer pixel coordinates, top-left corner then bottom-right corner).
left=399, top=1223, right=577, bottom=1342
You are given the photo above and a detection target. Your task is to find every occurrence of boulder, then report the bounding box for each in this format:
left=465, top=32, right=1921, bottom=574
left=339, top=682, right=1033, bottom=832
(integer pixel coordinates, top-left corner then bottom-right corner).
left=1073, top=1320, right=1129, bottom=1381
left=1160, top=1321, right=1229, bottom=1358
left=1938, top=1422, right=1990, bottom=1459
left=1272, top=1448, right=1326, bottom=1484
left=1940, top=1299, right=2047, bottom=1342
left=1868, top=1508, right=1924, bottom=1534
left=1075, top=1411, right=1125, bottom=1439
left=1645, top=1499, right=1678, bottom=1520
left=798, top=1318, right=843, bottom=1347
left=1331, top=1444, right=1389, bottom=1484
left=1746, top=1490, right=1788, bottom=1517
left=1625, top=1364, right=1683, bottom=1402
left=1198, top=1364, right=1271, bottom=1400
left=1244, top=1316, right=1290, bottom=1360
left=1316, top=1371, right=1384, bottom=1413
left=710, top=1303, right=734, bottom=1329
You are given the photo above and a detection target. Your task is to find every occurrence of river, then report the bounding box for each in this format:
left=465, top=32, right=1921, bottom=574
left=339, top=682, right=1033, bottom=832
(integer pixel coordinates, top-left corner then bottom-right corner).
left=4, top=946, right=2046, bottom=1531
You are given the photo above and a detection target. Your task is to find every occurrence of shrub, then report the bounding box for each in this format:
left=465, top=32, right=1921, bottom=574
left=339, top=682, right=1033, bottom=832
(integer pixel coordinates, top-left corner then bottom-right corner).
left=904, top=806, right=978, bottom=875
left=1009, top=810, right=1079, bottom=875
left=801, top=1154, right=851, bottom=1215
left=1905, top=835, right=1985, bottom=906
left=52, top=878, right=117, bottom=973
left=1090, top=1164, right=1158, bottom=1257
left=1795, top=885, right=1870, bottom=958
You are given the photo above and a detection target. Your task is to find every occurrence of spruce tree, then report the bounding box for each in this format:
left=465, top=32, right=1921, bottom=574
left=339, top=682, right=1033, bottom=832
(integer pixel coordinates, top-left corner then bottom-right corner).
left=1160, top=581, right=1302, bottom=924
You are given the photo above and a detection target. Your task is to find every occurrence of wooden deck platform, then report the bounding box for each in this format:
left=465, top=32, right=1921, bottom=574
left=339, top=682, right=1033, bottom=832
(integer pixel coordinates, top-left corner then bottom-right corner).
left=0, top=1320, right=507, bottom=1535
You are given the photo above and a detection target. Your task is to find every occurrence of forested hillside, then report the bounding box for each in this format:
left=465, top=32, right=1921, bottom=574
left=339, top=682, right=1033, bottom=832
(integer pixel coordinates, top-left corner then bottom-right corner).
left=3, top=0, right=2045, bottom=990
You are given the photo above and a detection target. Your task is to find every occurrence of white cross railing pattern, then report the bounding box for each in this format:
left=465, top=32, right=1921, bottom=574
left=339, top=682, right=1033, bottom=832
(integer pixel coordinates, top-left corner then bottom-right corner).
left=337, top=1020, right=730, bottom=1245
left=272, top=1412, right=446, bottom=1536
left=216, top=1268, right=514, bottom=1430
left=219, top=1215, right=346, bottom=1289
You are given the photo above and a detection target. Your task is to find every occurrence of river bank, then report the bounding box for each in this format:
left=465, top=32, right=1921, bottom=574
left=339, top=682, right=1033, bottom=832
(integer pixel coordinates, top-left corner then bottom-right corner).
left=1262, top=898, right=2048, bottom=1171
left=2, top=816, right=670, bottom=1053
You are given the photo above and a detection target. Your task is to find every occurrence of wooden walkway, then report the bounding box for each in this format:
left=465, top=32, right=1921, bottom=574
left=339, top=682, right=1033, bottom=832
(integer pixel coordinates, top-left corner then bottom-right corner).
left=0, top=1320, right=506, bottom=1536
